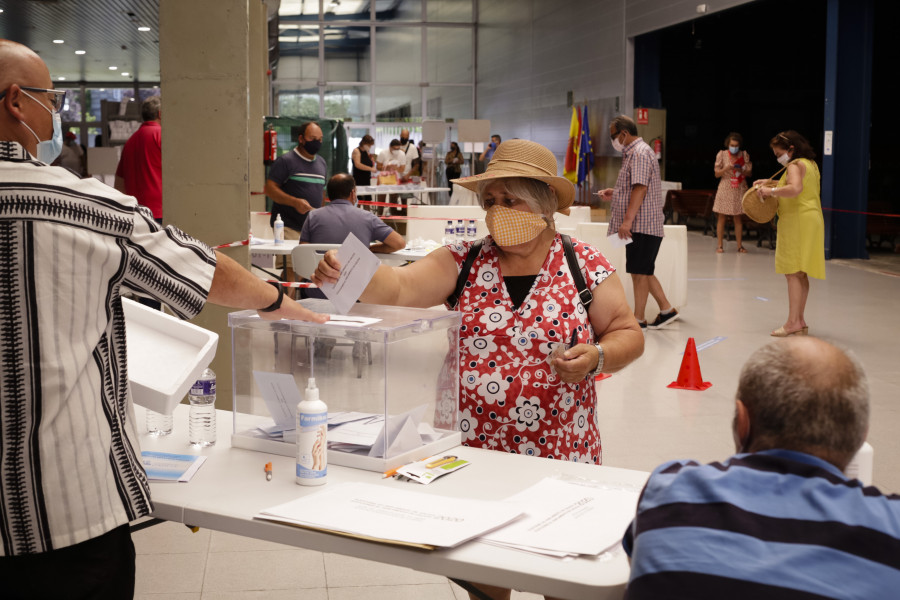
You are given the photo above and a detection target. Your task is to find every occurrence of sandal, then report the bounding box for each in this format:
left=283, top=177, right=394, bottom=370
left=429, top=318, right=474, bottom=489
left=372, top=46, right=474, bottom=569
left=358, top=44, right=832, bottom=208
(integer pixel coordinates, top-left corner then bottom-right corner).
left=737, top=246, right=747, bottom=253
left=716, top=247, right=724, bottom=254
left=771, top=326, right=808, bottom=337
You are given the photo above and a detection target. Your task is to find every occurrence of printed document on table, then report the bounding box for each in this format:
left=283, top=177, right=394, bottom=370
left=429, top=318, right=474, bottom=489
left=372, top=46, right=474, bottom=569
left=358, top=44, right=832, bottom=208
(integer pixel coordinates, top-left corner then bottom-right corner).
left=254, top=482, right=524, bottom=549
left=318, top=232, right=381, bottom=314
left=142, top=451, right=207, bottom=482
left=481, top=477, right=639, bottom=556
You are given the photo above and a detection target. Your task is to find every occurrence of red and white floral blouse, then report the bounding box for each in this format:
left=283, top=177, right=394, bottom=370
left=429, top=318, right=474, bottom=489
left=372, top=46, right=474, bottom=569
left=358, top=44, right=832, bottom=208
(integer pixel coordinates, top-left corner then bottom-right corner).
left=446, top=234, right=615, bottom=464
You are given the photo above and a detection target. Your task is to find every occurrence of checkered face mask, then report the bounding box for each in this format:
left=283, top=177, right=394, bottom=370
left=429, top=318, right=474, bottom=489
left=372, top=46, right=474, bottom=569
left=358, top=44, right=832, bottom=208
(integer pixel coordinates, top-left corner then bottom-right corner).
left=485, top=204, right=548, bottom=247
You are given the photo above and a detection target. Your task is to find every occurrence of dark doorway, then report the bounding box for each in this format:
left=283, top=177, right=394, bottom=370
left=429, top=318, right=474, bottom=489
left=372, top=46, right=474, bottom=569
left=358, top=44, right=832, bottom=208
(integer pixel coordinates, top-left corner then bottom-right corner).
left=637, top=0, right=826, bottom=190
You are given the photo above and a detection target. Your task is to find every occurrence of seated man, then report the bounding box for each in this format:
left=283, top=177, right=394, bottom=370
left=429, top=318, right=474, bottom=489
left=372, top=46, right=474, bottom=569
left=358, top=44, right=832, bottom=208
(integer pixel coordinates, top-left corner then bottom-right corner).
left=300, top=173, right=405, bottom=253
left=624, top=337, right=900, bottom=600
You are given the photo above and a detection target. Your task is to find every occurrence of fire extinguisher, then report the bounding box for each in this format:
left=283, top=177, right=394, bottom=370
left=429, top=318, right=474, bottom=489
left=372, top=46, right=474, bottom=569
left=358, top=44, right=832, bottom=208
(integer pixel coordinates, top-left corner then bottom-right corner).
left=264, top=126, right=278, bottom=164
left=652, top=137, right=663, bottom=161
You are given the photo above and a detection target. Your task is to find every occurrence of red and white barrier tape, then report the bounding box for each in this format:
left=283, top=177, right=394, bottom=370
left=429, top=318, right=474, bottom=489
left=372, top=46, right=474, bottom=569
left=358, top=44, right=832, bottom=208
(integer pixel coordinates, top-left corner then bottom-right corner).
left=266, top=279, right=317, bottom=288
left=214, top=239, right=250, bottom=249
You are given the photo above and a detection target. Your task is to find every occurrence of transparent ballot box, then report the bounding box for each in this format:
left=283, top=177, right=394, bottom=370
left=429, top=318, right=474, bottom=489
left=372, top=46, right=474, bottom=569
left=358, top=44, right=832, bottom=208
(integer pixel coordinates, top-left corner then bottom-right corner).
left=229, top=301, right=462, bottom=472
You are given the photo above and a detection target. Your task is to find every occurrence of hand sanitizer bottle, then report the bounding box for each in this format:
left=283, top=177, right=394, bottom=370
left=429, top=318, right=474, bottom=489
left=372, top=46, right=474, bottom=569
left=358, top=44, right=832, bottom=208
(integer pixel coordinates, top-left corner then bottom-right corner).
left=296, top=378, right=327, bottom=486
left=273, top=214, right=284, bottom=245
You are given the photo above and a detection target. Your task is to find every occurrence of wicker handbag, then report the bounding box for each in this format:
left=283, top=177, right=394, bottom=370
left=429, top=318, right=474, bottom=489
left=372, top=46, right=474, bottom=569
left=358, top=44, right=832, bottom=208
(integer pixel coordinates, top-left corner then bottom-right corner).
left=742, top=165, right=787, bottom=223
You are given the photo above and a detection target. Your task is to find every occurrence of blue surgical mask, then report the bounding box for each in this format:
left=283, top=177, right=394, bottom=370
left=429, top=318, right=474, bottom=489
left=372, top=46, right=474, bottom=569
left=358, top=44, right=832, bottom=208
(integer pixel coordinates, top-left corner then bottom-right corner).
left=20, top=90, right=63, bottom=163
left=729, top=146, right=740, bottom=155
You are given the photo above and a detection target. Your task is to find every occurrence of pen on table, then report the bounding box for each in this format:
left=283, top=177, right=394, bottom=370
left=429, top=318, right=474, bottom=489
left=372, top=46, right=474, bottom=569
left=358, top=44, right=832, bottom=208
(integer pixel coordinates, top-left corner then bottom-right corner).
left=382, top=455, right=432, bottom=478
left=425, top=455, right=457, bottom=469
left=264, top=462, right=272, bottom=481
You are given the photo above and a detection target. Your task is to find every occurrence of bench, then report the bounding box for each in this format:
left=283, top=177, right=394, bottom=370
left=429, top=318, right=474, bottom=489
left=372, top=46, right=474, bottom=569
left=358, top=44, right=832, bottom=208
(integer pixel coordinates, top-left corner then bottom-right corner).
left=665, top=189, right=715, bottom=235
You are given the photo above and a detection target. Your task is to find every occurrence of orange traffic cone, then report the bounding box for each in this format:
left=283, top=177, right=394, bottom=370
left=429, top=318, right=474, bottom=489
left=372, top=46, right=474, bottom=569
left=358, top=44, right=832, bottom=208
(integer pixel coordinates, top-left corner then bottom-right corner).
left=667, top=337, right=712, bottom=391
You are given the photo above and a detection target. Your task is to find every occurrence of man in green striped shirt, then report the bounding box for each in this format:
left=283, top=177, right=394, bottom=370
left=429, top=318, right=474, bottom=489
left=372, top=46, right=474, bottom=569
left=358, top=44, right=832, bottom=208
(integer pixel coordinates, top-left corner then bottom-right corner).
left=264, top=121, right=327, bottom=279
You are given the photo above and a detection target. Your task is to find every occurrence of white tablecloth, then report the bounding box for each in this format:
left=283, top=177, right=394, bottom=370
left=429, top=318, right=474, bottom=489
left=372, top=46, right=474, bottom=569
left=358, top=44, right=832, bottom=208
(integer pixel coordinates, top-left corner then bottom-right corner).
left=575, top=223, right=688, bottom=316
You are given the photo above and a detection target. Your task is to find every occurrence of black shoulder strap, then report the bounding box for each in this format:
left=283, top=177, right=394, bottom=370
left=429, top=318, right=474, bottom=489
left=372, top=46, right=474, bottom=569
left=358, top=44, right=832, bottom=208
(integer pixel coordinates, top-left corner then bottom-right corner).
left=447, top=240, right=483, bottom=309
left=561, top=234, right=593, bottom=309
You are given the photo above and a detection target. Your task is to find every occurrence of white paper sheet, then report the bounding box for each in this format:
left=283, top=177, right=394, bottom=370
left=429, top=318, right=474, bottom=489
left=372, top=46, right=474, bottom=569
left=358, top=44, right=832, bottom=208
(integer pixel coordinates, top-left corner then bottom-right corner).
left=367, top=404, right=427, bottom=458
left=481, top=478, right=639, bottom=556
left=606, top=233, right=633, bottom=249
left=328, top=417, right=386, bottom=446
left=318, top=233, right=381, bottom=315
left=255, top=482, right=525, bottom=548
left=252, top=371, right=303, bottom=430
left=324, top=315, right=382, bottom=327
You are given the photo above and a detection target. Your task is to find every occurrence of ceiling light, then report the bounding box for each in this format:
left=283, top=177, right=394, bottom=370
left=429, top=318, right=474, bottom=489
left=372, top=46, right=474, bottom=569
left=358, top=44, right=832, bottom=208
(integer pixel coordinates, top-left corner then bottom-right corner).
left=53, top=39, right=64, bottom=44
left=58, top=77, right=66, bottom=81
left=138, top=26, right=151, bottom=32
left=75, top=50, right=86, bottom=55
left=121, top=72, right=130, bottom=77
left=109, top=66, right=118, bottom=70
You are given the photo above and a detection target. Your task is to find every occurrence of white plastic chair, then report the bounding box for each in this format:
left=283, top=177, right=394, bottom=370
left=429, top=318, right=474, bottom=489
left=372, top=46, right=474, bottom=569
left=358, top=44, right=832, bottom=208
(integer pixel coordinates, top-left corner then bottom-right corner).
left=291, top=243, right=340, bottom=283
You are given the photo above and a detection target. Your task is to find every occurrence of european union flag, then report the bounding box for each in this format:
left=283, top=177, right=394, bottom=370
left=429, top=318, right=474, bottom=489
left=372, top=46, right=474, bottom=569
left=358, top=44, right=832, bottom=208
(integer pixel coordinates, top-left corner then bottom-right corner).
left=576, top=105, right=594, bottom=187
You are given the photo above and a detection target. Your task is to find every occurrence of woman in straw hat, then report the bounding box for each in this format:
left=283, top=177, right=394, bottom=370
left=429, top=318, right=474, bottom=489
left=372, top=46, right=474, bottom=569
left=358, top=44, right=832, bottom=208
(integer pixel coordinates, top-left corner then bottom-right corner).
left=754, top=130, right=824, bottom=337
left=313, top=139, right=644, bottom=468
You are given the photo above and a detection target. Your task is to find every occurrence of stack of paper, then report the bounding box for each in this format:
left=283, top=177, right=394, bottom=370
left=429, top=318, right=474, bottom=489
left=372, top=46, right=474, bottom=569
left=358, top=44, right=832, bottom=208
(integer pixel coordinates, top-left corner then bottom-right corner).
left=480, top=478, right=639, bottom=559
left=255, top=482, right=524, bottom=549
left=251, top=370, right=437, bottom=457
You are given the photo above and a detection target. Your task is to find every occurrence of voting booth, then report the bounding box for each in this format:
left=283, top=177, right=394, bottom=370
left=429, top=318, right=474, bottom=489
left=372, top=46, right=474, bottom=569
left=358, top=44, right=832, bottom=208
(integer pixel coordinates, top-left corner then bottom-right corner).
left=229, top=301, right=462, bottom=472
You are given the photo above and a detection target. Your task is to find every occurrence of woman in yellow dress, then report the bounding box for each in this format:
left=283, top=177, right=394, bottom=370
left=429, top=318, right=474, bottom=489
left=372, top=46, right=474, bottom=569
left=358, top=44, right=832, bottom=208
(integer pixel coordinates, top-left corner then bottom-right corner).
left=755, top=131, right=825, bottom=336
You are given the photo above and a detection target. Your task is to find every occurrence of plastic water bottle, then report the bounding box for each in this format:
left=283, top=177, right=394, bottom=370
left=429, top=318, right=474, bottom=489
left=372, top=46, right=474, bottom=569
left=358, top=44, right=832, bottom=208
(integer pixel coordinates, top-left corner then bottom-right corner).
left=188, top=368, right=217, bottom=447
left=146, top=410, right=173, bottom=436
left=273, top=214, right=284, bottom=245
left=466, top=219, right=477, bottom=240
left=296, top=377, right=327, bottom=486
left=442, top=220, right=455, bottom=245
left=455, top=219, right=465, bottom=243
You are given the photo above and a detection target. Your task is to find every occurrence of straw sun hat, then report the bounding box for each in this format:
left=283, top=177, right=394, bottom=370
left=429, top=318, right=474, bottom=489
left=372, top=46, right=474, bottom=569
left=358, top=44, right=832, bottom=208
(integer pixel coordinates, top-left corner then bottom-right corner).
left=452, top=139, right=575, bottom=212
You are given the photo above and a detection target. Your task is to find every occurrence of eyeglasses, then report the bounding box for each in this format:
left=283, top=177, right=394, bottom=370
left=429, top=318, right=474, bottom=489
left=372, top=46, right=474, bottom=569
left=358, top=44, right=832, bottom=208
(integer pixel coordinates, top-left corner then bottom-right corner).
left=0, top=86, right=67, bottom=112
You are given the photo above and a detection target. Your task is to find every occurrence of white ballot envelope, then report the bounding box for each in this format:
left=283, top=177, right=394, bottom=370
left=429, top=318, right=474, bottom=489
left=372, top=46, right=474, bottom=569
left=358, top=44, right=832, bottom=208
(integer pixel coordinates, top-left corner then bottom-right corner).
left=317, top=233, right=381, bottom=315
left=606, top=233, right=633, bottom=249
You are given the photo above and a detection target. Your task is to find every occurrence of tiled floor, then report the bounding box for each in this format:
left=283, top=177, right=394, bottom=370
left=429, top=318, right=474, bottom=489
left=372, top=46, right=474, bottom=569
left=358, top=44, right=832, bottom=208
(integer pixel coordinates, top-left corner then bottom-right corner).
left=134, top=231, right=900, bottom=599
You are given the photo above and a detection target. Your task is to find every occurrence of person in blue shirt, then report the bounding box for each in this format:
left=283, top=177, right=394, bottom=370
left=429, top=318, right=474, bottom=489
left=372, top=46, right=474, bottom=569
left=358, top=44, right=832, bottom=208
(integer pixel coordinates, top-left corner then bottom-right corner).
left=624, top=337, right=900, bottom=600
left=476, top=133, right=501, bottom=174
left=300, top=173, right=405, bottom=253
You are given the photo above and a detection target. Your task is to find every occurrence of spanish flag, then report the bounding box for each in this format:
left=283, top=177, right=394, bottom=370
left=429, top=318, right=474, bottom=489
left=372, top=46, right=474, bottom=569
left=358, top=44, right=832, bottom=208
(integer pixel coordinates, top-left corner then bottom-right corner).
left=564, top=106, right=580, bottom=183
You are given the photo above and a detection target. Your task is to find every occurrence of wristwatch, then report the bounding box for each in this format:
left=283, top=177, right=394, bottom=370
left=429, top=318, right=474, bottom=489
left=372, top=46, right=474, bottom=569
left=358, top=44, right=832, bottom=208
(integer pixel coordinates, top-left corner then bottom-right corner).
left=591, top=343, right=605, bottom=377
left=259, top=281, right=285, bottom=312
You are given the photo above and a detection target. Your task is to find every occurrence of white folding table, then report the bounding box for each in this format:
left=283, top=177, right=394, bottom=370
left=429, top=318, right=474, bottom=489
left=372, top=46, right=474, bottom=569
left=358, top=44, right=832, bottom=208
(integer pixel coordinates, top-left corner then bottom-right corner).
left=139, top=405, right=647, bottom=599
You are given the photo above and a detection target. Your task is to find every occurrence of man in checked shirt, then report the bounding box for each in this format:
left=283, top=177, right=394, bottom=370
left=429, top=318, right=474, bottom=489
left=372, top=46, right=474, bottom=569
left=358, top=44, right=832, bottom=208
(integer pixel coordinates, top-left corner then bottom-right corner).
left=599, top=115, right=679, bottom=330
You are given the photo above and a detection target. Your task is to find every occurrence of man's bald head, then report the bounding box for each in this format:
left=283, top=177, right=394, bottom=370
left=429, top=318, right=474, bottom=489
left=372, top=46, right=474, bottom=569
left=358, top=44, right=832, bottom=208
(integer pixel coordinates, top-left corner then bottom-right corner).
left=736, top=337, right=869, bottom=469
left=0, top=39, right=55, bottom=153
left=0, top=40, right=50, bottom=91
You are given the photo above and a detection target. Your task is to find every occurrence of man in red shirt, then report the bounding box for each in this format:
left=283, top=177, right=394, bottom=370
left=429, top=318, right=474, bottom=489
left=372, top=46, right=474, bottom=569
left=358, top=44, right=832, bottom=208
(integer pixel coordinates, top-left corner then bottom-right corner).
left=115, top=96, right=162, bottom=222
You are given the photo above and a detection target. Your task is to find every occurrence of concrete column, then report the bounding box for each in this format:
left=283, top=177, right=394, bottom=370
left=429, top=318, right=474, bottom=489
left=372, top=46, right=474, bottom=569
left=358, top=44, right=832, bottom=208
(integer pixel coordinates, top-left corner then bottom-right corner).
left=249, top=0, right=268, bottom=208
left=160, top=0, right=252, bottom=408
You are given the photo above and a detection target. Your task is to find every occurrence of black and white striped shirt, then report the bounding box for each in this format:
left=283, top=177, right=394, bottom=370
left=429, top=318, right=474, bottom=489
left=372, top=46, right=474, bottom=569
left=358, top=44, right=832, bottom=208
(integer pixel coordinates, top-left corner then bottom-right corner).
left=0, top=141, right=217, bottom=555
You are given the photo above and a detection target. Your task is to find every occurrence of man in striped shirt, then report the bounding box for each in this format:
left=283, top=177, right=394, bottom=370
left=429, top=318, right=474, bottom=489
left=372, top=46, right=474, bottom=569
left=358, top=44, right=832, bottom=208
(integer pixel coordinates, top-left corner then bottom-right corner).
left=0, top=40, right=327, bottom=599
left=600, top=115, right=678, bottom=330
left=623, top=337, right=900, bottom=599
